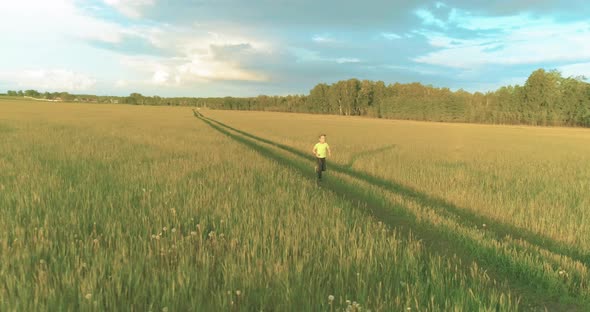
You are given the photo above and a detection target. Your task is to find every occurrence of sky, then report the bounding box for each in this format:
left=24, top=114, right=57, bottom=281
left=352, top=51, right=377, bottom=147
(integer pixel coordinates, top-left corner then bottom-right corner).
left=1, top=0, right=590, bottom=97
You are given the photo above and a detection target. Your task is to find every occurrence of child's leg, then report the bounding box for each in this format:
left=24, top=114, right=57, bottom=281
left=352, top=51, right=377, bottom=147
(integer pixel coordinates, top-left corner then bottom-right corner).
left=316, top=158, right=322, bottom=180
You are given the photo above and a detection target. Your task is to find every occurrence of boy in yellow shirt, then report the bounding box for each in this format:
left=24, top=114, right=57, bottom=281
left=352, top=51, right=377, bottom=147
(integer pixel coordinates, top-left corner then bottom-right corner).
left=312, top=134, right=331, bottom=183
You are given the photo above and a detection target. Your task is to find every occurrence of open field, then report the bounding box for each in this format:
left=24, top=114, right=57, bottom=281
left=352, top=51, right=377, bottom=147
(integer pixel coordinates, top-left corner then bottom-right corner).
left=1, top=98, right=590, bottom=310
left=205, top=110, right=590, bottom=253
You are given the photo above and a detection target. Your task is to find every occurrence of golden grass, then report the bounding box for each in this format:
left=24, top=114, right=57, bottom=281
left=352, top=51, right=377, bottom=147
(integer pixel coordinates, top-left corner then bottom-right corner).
left=0, top=99, right=520, bottom=311
left=206, top=109, right=590, bottom=253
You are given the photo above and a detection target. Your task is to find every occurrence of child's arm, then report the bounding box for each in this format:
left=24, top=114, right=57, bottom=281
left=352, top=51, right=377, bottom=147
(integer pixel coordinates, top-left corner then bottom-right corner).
left=312, top=146, right=317, bottom=157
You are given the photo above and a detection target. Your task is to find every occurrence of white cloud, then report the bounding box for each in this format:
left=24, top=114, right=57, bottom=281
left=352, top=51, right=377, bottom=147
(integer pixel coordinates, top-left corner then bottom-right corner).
left=336, top=58, right=360, bottom=64
left=459, top=76, right=529, bottom=92
left=383, top=64, right=441, bottom=76
left=110, top=25, right=274, bottom=85
left=0, top=0, right=273, bottom=90
left=422, top=33, right=454, bottom=48
left=415, top=9, right=447, bottom=29
left=312, top=35, right=336, bottom=43
left=176, top=59, right=266, bottom=82
left=152, top=69, right=170, bottom=84
left=559, top=62, right=590, bottom=79
left=435, top=2, right=447, bottom=9
left=0, top=0, right=130, bottom=44
left=1, top=69, right=96, bottom=91
left=449, top=11, right=538, bottom=31
left=381, top=32, right=402, bottom=40
left=102, top=0, right=155, bottom=19
left=414, top=12, right=590, bottom=68
left=0, top=0, right=148, bottom=91
left=289, top=48, right=361, bottom=65
left=115, top=79, right=129, bottom=87
left=119, top=39, right=269, bottom=86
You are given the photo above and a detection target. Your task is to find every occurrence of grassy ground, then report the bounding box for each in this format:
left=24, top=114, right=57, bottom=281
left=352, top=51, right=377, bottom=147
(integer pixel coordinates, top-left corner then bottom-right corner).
left=205, top=110, right=590, bottom=255
left=199, top=109, right=590, bottom=310
left=0, top=99, right=523, bottom=311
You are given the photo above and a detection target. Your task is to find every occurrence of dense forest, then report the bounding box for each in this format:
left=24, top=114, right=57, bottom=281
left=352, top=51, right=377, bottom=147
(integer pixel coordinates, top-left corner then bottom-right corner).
left=6, top=68, right=590, bottom=127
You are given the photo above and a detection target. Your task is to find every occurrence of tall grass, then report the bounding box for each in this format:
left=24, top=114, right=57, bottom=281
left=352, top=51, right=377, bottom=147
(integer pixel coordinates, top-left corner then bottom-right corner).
left=199, top=111, right=590, bottom=309
left=0, top=100, right=518, bottom=311
left=205, top=109, right=590, bottom=254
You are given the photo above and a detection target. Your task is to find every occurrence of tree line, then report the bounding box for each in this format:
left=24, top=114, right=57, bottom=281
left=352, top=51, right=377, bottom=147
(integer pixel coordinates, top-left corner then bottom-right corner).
left=5, top=68, right=590, bottom=127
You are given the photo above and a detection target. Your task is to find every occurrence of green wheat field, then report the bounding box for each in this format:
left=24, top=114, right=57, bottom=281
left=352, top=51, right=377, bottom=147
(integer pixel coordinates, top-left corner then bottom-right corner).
left=1, top=98, right=590, bottom=311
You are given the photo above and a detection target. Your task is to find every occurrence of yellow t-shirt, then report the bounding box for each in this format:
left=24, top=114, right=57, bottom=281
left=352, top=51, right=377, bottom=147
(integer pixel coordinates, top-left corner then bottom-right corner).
left=314, top=142, right=329, bottom=158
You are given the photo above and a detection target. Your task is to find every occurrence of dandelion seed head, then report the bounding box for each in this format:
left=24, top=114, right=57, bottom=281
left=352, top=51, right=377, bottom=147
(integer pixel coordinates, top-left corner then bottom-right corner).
left=236, top=290, right=241, bottom=296
left=328, top=295, right=335, bottom=301
left=85, top=293, right=92, bottom=300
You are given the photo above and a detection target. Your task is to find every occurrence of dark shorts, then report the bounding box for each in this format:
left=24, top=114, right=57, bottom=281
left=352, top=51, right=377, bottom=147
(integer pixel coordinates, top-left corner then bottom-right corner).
left=316, top=157, right=326, bottom=171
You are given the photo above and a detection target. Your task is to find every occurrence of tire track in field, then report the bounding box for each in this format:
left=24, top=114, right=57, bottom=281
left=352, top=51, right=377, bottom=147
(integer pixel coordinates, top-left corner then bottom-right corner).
left=194, top=111, right=588, bottom=310
left=345, top=144, right=397, bottom=168
left=197, top=111, right=589, bottom=268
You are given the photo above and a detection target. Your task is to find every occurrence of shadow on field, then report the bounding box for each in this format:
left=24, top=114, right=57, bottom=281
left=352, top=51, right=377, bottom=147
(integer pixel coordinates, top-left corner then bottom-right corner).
left=194, top=111, right=589, bottom=310
left=196, top=111, right=589, bottom=268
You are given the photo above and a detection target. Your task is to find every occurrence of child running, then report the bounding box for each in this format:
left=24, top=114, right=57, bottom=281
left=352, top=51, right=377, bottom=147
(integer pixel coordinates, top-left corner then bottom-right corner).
left=312, top=134, right=331, bottom=183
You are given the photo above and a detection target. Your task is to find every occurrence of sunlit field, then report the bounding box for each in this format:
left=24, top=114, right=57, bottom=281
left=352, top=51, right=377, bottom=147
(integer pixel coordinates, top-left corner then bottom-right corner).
left=1, top=99, right=589, bottom=310
left=206, top=110, right=590, bottom=252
